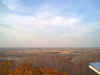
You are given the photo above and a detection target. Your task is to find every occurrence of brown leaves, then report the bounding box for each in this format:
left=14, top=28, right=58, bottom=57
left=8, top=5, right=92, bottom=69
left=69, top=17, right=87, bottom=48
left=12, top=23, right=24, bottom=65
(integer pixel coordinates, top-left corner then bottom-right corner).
left=0, top=61, right=67, bottom=75
left=8, top=63, right=67, bottom=75
left=0, top=61, right=11, bottom=75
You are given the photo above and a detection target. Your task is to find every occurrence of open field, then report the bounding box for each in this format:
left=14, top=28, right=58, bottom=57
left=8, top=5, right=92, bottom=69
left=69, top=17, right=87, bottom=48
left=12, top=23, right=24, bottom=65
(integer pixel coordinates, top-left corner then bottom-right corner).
left=0, top=48, right=100, bottom=75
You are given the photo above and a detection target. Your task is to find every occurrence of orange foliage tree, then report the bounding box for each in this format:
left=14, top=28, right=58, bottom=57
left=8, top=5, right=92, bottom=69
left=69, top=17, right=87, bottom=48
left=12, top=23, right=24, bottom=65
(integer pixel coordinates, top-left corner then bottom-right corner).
left=8, top=63, right=67, bottom=75
left=0, top=61, right=67, bottom=75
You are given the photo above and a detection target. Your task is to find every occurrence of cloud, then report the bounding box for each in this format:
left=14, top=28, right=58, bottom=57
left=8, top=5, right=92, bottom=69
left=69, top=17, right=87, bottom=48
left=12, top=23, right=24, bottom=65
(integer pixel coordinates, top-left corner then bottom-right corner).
left=1, top=0, right=34, bottom=15
left=0, top=11, right=84, bottom=47
left=1, top=0, right=20, bottom=10
left=0, top=12, right=80, bottom=29
left=0, top=0, right=100, bottom=47
left=0, top=12, right=83, bottom=41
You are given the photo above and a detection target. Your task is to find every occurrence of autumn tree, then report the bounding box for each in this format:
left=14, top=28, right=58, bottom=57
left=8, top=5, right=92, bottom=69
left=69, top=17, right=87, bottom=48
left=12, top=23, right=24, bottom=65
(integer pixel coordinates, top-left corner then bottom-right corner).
left=0, top=61, right=11, bottom=75
left=8, top=63, right=67, bottom=75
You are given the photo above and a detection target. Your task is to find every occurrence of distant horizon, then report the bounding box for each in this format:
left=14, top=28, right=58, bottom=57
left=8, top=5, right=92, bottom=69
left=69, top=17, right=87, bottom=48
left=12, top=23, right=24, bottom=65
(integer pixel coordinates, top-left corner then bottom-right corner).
left=0, top=47, right=100, bottom=49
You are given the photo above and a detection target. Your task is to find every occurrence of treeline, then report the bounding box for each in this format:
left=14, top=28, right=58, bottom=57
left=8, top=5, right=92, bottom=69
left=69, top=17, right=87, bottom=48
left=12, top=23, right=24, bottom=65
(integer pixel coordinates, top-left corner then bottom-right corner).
left=0, top=61, right=66, bottom=75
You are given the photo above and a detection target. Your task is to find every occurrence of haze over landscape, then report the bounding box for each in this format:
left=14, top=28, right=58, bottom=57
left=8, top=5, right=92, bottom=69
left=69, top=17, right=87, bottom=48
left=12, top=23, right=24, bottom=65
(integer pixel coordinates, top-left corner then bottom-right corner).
left=0, top=0, right=100, bottom=75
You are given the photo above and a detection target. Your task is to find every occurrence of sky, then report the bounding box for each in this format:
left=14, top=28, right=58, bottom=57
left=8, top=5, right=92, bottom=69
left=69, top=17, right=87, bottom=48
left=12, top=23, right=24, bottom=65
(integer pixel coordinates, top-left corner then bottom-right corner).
left=0, top=0, right=100, bottom=47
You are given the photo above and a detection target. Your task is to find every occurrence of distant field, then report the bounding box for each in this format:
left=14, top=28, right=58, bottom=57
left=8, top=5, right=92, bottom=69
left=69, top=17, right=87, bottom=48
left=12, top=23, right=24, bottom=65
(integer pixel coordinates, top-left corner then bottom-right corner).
left=0, top=48, right=100, bottom=75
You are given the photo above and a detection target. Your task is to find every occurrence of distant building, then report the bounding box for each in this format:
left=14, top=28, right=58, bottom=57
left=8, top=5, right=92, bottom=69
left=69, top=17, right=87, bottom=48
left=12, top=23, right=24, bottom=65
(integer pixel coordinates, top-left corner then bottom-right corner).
left=89, top=62, right=100, bottom=75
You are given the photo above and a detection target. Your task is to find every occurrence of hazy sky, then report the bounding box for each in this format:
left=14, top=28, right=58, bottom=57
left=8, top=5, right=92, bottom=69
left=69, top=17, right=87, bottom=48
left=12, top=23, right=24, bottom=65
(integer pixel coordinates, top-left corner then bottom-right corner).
left=0, top=0, right=100, bottom=47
